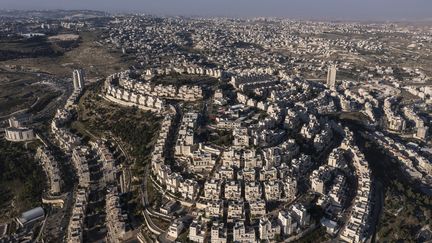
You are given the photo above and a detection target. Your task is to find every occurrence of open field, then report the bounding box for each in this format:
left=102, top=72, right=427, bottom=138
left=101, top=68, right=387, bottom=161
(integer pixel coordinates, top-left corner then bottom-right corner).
left=0, top=72, right=42, bottom=117
left=48, top=34, right=80, bottom=42
left=0, top=36, right=60, bottom=61
left=0, top=31, right=131, bottom=79
left=0, top=71, right=64, bottom=117
left=0, top=30, right=132, bottom=118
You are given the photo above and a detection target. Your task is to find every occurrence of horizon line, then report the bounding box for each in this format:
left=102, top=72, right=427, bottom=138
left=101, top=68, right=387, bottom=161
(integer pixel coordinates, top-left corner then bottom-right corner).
left=1, top=8, right=432, bottom=23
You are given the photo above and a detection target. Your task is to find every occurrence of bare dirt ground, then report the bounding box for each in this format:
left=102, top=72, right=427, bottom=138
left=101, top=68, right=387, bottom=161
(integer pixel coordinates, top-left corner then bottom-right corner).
left=0, top=31, right=130, bottom=79
left=0, top=31, right=132, bottom=117
left=48, top=34, right=80, bottom=42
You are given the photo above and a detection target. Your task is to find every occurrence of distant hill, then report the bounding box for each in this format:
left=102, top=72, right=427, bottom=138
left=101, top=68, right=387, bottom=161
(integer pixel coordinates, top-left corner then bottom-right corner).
left=0, top=10, right=109, bottom=19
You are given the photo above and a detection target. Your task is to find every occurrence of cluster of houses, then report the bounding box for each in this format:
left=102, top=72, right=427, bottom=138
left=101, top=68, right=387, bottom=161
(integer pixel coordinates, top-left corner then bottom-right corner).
left=127, top=75, right=203, bottom=101
left=48, top=72, right=91, bottom=243
left=71, top=146, right=92, bottom=188
left=402, top=106, right=429, bottom=140
left=174, top=112, right=221, bottom=173
left=332, top=81, right=429, bottom=141
left=90, top=140, right=119, bottom=187
left=404, top=85, right=432, bottom=103
left=384, top=97, right=407, bottom=132
left=310, top=148, right=348, bottom=232
left=105, top=70, right=204, bottom=110
left=51, top=109, right=81, bottom=154
left=105, top=73, right=164, bottom=112
left=60, top=72, right=134, bottom=243
left=105, top=15, right=431, bottom=85
left=230, top=73, right=276, bottom=90
left=382, top=97, right=429, bottom=140
left=364, top=131, right=432, bottom=189
left=5, top=12, right=432, bottom=243
left=66, top=189, right=88, bottom=242
left=339, top=128, right=375, bottom=243
left=151, top=114, right=200, bottom=201
left=143, top=66, right=223, bottom=80
left=185, top=202, right=311, bottom=242
left=35, top=147, right=62, bottom=195
left=175, top=113, right=198, bottom=157
left=155, top=73, right=338, bottom=242
left=104, top=65, right=413, bottom=243
left=187, top=146, right=218, bottom=173
left=235, top=77, right=336, bottom=121
left=105, top=187, right=129, bottom=243
left=342, top=86, right=379, bottom=122
left=100, top=15, right=432, bottom=243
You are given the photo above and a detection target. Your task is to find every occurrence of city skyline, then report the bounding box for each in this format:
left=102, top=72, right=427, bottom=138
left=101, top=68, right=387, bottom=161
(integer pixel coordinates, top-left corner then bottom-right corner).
left=1, top=0, right=432, bottom=21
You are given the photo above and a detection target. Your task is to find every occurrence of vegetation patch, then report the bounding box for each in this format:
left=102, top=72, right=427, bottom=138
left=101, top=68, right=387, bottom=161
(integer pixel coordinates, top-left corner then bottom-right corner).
left=360, top=138, right=432, bottom=242
left=74, top=83, right=162, bottom=174
left=0, top=139, right=46, bottom=222
left=0, top=36, right=61, bottom=61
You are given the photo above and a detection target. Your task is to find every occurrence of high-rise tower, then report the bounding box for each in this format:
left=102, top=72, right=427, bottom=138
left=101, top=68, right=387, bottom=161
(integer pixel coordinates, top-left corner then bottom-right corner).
left=72, top=69, right=85, bottom=90
left=326, top=65, right=337, bottom=90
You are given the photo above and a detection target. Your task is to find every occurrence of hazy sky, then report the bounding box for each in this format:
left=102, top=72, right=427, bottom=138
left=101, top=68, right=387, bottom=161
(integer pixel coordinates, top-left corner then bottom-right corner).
left=1, top=0, right=432, bottom=21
